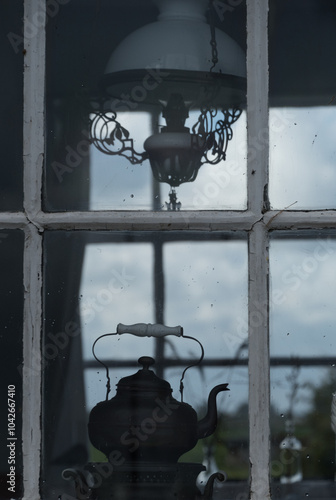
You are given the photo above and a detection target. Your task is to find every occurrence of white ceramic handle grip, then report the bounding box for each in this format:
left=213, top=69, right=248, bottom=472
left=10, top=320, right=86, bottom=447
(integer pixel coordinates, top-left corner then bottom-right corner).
left=117, top=323, right=183, bottom=337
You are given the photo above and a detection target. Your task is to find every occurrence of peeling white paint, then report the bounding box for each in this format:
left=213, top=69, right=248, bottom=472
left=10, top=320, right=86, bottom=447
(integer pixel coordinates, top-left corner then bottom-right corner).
left=22, top=0, right=45, bottom=498
left=22, top=224, right=43, bottom=500
left=247, top=0, right=271, bottom=498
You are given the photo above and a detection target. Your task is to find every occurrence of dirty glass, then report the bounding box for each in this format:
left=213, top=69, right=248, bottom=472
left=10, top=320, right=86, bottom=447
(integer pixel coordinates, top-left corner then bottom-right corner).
left=42, top=231, right=249, bottom=499
left=269, top=1, right=336, bottom=210
left=269, top=233, right=336, bottom=498
left=0, top=230, right=24, bottom=499
left=45, top=0, right=247, bottom=211
left=0, top=1, right=24, bottom=211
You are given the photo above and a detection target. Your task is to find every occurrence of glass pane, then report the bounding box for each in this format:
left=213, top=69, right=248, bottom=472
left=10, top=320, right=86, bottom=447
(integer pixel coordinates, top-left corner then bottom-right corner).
left=0, top=1, right=23, bottom=211
left=45, top=0, right=247, bottom=211
left=0, top=230, right=24, bottom=499
left=43, top=231, right=249, bottom=499
left=88, top=111, right=247, bottom=211
left=270, top=234, right=336, bottom=498
left=164, top=240, right=247, bottom=359
left=269, top=1, right=336, bottom=210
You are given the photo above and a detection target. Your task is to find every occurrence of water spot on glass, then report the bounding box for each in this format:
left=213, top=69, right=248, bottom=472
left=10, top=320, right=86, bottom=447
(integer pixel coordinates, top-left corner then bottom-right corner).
left=280, top=413, right=284, bottom=418
left=130, top=194, right=134, bottom=198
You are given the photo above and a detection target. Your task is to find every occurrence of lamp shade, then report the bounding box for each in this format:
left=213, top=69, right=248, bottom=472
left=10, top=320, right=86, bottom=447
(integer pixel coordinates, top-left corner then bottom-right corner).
left=102, top=0, right=246, bottom=108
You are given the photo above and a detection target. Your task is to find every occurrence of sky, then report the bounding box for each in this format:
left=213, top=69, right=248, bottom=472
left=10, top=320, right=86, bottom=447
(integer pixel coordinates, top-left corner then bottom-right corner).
left=78, top=105, right=336, bottom=421
left=269, top=107, right=336, bottom=210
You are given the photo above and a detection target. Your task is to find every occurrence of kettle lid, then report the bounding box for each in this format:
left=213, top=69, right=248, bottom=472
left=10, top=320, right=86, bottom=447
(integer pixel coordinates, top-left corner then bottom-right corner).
left=117, top=356, right=171, bottom=393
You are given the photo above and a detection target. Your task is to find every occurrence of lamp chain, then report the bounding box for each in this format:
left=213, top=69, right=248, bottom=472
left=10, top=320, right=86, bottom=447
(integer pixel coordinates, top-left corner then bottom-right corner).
left=208, top=0, right=219, bottom=72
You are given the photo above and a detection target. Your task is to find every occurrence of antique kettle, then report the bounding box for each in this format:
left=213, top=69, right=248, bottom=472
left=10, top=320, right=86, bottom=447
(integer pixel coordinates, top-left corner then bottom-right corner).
left=88, top=323, right=229, bottom=464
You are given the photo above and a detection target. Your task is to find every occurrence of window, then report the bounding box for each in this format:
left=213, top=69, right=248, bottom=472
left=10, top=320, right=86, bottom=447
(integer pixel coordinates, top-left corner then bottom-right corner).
left=1, top=1, right=336, bottom=499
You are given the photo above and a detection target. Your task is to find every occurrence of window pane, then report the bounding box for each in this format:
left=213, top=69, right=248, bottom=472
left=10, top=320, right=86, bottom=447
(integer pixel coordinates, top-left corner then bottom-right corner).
left=45, top=0, right=247, bottom=211
left=0, top=1, right=23, bottom=211
left=164, top=240, right=247, bottom=359
left=270, top=234, right=336, bottom=498
left=0, top=230, right=24, bottom=499
left=43, top=231, right=248, bottom=499
left=269, top=1, right=336, bottom=210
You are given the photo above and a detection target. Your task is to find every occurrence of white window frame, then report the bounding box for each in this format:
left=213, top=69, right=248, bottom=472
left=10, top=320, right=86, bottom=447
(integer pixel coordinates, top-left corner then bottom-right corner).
left=1, top=0, right=335, bottom=498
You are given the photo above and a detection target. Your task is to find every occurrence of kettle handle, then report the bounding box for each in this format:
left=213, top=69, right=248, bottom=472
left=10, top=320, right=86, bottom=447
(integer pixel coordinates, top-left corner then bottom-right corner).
left=92, top=324, right=204, bottom=402
left=117, top=322, right=183, bottom=337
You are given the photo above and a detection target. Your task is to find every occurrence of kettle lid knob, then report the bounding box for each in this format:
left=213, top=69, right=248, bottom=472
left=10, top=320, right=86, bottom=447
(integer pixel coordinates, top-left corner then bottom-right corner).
left=117, top=355, right=171, bottom=393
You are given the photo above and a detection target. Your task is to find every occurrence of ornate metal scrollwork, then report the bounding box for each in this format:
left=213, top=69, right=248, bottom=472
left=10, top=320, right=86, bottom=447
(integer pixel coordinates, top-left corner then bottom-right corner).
left=192, top=107, right=242, bottom=165
left=89, top=108, right=147, bottom=165
left=83, top=90, right=243, bottom=209
left=87, top=95, right=242, bottom=171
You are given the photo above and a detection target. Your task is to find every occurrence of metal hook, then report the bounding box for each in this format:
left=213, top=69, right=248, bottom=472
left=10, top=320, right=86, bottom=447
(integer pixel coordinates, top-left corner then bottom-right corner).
left=92, top=332, right=118, bottom=400
left=179, top=335, right=205, bottom=402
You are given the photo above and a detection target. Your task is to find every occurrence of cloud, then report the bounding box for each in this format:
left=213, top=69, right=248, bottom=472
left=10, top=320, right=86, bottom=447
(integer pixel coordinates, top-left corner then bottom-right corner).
left=270, top=237, right=336, bottom=357
left=269, top=106, right=336, bottom=210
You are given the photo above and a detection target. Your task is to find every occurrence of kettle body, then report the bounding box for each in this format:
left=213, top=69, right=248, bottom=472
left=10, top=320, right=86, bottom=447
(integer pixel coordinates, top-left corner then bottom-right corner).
left=88, top=357, right=199, bottom=463
left=88, top=356, right=228, bottom=464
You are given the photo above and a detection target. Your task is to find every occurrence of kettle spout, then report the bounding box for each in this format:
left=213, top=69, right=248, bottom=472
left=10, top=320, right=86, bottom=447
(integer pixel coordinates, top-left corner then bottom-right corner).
left=197, top=383, right=229, bottom=439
